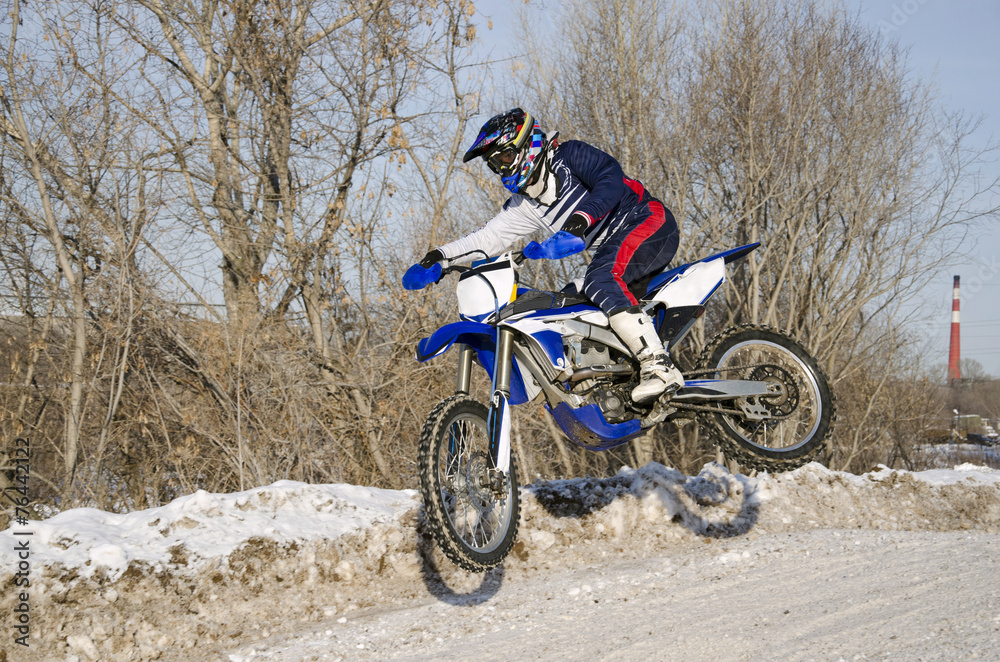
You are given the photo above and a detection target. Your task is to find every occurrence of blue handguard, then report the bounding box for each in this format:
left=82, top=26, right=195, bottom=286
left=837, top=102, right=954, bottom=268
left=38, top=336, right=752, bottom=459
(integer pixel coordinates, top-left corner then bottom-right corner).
left=522, top=231, right=586, bottom=260
left=402, top=262, right=443, bottom=290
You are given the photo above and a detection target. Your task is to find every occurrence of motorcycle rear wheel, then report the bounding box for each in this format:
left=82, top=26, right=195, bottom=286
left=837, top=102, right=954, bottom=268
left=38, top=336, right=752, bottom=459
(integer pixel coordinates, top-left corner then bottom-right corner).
left=696, top=325, right=835, bottom=472
left=418, top=395, right=520, bottom=572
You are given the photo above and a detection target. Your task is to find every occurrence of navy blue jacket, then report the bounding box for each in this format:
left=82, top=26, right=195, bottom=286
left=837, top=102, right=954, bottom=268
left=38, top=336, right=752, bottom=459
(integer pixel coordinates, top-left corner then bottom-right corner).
left=439, top=140, right=655, bottom=262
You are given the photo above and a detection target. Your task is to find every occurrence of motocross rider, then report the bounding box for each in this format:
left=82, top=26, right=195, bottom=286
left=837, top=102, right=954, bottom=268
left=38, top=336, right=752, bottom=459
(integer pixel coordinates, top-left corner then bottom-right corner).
left=414, top=108, right=683, bottom=404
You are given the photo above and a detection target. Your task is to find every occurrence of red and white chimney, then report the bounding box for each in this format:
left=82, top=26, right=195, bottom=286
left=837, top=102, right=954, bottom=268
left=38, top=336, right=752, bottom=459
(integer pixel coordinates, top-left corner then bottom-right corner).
left=948, top=275, right=961, bottom=384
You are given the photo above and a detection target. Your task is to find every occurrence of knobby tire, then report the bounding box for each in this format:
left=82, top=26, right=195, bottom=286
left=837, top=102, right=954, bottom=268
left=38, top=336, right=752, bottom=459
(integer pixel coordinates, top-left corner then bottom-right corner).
left=696, top=325, right=836, bottom=472
left=418, top=395, right=520, bottom=572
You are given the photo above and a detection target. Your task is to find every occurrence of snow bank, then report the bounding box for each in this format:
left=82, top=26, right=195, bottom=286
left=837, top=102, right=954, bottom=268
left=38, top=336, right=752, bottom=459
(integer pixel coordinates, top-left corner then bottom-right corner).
left=3, top=462, right=999, bottom=660
left=2, top=481, right=416, bottom=582
left=881, top=462, right=1000, bottom=486
left=5, top=462, right=1000, bottom=588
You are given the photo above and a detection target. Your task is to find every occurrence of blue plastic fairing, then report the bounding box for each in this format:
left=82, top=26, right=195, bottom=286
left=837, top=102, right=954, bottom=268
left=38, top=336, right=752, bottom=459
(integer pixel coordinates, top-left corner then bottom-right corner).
left=545, top=402, right=644, bottom=451
left=646, top=243, right=760, bottom=295
left=415, top=322, right=532, bottom=405
left=416, top=321, right=496, bottom=362
left=504, top=325, right=567, bottom=370
left=532, top=329, right=566, bottom=368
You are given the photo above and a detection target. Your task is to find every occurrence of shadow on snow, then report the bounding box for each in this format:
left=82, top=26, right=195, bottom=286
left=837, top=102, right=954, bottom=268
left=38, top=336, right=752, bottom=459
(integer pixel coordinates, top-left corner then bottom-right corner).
left=415, top=462, right=759, bottom=605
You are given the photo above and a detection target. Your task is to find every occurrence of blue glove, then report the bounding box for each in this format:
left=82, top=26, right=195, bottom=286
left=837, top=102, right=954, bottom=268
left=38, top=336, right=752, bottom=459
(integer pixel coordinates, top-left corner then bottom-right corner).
left=523, top=231, right=586, bottom=260
left=402, top=262, right=442, bottom=290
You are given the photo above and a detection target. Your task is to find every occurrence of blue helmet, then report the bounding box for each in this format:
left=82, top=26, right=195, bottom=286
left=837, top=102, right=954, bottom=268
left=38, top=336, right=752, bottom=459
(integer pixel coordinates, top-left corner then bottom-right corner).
left=463, top=108, right=547, bottom=194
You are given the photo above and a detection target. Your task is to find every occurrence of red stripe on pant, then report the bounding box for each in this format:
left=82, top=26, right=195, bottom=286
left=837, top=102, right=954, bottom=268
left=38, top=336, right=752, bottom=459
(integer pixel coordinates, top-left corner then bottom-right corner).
left=611, top=201, right=667, bottom=306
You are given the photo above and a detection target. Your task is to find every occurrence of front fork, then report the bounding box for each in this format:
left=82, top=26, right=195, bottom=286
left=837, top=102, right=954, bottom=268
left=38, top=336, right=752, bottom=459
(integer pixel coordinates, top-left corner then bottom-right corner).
left=455, top=328, right=515, bottom=477
left=487, top=328, right=515, bottom=475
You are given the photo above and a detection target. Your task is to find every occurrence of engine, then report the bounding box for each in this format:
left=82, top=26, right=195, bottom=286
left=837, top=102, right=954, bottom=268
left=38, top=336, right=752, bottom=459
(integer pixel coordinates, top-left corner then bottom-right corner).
left=564, top=337, right=634, bottom=422
left=565, top=338, right=611, bottom=371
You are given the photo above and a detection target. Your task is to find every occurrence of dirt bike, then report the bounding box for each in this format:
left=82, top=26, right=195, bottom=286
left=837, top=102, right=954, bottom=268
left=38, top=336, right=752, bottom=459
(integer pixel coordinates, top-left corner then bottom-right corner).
left=403, top=237, right=834, bottom=572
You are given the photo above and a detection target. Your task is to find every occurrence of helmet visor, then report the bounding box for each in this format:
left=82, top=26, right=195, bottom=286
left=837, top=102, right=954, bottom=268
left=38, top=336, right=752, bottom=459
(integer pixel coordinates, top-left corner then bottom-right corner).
left=485, top=146, right=522, bottom=177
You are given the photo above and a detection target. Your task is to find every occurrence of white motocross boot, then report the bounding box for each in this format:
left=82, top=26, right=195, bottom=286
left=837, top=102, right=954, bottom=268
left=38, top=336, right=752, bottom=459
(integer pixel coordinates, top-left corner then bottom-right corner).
left=608, top=306, right=685, bottom=403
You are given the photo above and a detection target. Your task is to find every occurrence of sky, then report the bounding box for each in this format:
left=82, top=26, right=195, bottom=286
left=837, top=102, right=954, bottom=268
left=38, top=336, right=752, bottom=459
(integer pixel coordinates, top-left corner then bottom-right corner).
left=476, top=0, right=1000, bottom=377
left=850, top=0, right=1000, bottom=377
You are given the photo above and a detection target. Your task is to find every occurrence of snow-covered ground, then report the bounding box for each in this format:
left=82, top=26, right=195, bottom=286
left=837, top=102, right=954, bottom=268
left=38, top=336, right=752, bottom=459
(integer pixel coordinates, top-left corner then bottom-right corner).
left=3, top=461, right=1000, bottom=661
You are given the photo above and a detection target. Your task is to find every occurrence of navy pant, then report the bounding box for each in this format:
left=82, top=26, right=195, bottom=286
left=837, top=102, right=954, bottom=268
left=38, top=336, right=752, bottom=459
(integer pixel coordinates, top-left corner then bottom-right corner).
left=582, top=199, right=679, bottom=314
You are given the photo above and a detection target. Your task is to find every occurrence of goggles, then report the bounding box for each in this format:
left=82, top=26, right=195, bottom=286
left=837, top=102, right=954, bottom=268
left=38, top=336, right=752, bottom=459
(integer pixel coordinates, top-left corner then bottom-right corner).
left=485, top=145, right=522, bottom=177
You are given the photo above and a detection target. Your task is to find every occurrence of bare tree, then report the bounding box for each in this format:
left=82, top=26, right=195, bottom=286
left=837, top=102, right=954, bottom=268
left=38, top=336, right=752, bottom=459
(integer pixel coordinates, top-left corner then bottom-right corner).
left=511, top=0, right=997, bottom=473
left=1, top=0, right=160, bottom=499
left=0, top=0, right=485, bottom=506
left=670, top=0, right=995, bottom=470
left=14, top=0, right=999, bottom=514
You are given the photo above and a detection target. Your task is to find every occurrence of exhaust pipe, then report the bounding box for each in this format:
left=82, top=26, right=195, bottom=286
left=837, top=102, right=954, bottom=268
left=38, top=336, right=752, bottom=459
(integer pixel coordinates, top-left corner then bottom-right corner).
left=569, top=363, right=634, bottom=382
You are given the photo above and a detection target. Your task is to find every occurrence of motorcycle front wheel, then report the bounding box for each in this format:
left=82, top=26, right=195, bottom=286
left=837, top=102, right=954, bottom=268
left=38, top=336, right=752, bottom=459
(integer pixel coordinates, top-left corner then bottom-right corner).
left=696, top=325, right=835, bottom=472
left=418, top=395, right=520, bottom=572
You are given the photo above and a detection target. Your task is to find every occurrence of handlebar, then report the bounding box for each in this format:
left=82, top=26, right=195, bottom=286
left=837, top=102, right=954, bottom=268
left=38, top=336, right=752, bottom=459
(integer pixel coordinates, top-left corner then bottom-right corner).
left=444, top=249, right=526, bottom=275
left=403, top=243, right=545, bottom=291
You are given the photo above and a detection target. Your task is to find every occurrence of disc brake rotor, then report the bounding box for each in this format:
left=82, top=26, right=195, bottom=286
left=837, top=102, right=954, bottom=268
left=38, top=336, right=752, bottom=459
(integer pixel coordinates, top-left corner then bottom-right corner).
left=726, top=364, right=800, bottom=437
left=464, top=451, right=494, bottom=510
left=749, top=364, right=799, bottom=417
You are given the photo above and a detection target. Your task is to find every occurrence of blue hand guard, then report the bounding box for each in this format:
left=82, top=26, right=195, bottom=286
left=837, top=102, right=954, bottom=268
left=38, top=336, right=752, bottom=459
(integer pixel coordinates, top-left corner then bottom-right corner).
left=522, top=231, right=586, bottom=260
left=402, top=262, right=442, bottom=290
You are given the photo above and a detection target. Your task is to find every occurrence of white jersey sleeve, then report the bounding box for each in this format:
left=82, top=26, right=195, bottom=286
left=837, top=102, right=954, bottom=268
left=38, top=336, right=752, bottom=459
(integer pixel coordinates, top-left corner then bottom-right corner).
left=438, top=195, right=549, bottom=264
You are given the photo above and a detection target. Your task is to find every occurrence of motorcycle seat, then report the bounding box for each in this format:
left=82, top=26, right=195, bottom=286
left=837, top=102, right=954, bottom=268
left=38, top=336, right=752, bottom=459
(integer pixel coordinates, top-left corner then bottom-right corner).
left=498, top=289, right=596, bottom=319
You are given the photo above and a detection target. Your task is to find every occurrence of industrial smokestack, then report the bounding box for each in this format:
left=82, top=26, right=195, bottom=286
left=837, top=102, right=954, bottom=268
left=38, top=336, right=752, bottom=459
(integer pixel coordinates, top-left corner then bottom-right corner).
left=948, top=275, right=961, bottom=384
